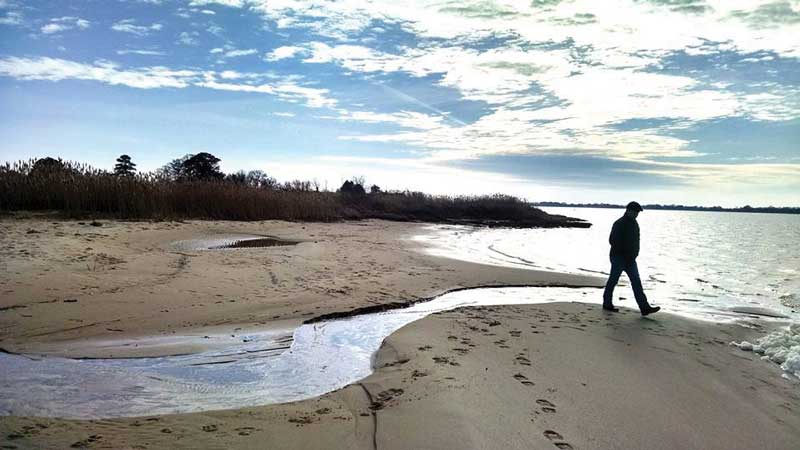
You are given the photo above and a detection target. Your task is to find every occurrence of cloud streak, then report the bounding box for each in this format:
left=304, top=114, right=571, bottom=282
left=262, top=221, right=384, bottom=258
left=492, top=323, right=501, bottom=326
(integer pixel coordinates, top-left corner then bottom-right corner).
left=41, top=16, right=90, bottom=34
left=0, top=56, right=336, bottom=108
left=111, top=19, right=163, bottom=36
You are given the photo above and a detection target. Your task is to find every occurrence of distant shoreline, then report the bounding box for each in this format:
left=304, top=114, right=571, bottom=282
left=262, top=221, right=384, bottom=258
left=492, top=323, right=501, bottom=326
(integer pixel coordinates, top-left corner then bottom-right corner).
left=534, top=202, right=800, bottom=215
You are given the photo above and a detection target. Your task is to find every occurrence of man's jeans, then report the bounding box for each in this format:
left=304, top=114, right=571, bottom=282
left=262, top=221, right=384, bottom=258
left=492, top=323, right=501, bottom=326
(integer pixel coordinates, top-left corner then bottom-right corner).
left=603, top=255, right=649, bottom=311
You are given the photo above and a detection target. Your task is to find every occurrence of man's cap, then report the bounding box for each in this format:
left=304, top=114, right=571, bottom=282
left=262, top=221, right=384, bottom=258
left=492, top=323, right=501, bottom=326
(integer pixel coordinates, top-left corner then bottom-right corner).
left=626, top=201, right=643, bottom=212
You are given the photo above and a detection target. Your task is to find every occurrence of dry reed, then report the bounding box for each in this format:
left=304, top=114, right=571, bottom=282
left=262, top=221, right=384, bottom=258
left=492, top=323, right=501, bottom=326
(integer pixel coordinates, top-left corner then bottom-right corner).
left=0, top=159, right=586, bottom=227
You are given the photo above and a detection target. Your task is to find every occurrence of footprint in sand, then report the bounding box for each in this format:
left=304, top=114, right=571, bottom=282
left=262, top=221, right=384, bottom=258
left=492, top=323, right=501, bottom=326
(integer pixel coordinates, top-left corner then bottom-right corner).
left=236, top=427, right=256, bottom=436
left=411, top=369, right=429, bottom=379
left=543, top=430, right=574, bottom=449
left=515, top=354, right=531, bottom=366
left=69, top=434, right=103, bottom=448
left=537, top=399, right=557, bottom=413
left=543, top=430, right=563, bottom=440
left=433, top=356, right=460, bottom=366
left=370, top=388, right=405, bottom=410
left=513, top=373, right=535, bottom=386
left=493, top=339, right=510, bottom=349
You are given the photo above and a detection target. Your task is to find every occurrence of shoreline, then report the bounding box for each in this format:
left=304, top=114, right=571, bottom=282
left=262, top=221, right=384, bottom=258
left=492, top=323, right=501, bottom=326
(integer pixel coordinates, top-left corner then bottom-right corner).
left=2, top=302, right=798, bottom=449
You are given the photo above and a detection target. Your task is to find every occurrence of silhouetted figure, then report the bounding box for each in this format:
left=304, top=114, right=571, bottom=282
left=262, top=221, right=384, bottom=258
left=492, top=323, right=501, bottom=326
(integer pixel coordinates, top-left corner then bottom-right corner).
left=603, top=201, right=660, bottom=316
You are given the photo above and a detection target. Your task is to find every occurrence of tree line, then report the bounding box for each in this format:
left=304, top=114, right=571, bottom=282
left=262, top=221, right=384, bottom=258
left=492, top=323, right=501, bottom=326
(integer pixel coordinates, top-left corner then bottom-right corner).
left=1, top=154, right=589, bottom=228
left=29, top=152, right=382, bottom=195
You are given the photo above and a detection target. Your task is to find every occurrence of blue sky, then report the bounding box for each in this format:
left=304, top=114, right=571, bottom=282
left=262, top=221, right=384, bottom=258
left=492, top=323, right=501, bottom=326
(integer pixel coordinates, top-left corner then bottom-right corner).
left=0, top=0, right=798, bottom=207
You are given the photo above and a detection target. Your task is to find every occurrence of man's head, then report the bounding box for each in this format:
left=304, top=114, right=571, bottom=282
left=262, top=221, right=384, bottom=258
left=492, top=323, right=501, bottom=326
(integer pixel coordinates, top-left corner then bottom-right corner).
left=625, top=201, right=643, bottom=219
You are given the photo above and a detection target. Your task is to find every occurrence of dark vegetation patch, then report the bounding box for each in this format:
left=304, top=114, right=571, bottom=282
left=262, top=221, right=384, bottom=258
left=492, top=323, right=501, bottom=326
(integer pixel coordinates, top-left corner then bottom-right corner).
left=0, top=156, right=589, bottom=228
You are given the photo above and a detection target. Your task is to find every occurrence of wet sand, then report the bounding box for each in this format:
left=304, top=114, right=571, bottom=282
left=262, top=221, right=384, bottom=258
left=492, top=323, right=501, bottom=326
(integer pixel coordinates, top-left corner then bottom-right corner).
left=3, top=303, right=798, bottom=449
left=0, top=216, right=600, bottom=358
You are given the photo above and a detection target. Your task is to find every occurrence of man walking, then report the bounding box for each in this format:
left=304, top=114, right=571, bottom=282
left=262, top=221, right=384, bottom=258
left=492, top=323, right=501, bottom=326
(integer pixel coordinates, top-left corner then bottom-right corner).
left=603, top=201, right=660, bottom=316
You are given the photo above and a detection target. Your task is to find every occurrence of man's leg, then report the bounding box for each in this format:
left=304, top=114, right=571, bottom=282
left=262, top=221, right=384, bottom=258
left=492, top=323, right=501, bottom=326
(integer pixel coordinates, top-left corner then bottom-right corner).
left=603, top=256, right=624, bottom=307
left=623, top=259, right=650, bottom=312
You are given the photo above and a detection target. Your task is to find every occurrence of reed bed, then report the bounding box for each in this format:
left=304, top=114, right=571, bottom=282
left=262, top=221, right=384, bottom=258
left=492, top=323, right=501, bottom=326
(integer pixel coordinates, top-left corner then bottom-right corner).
left=0, top=159, right=584, bottom=227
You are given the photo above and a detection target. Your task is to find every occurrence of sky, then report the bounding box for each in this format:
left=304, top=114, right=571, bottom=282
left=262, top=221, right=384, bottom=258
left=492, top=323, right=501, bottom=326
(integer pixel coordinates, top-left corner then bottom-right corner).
left=0, top=0, right=798, bottom=207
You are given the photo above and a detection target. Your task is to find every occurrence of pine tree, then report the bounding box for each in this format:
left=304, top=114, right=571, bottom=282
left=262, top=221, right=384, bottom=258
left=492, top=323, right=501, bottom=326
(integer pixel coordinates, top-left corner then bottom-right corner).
left=114, top=154, right=137, bottom=177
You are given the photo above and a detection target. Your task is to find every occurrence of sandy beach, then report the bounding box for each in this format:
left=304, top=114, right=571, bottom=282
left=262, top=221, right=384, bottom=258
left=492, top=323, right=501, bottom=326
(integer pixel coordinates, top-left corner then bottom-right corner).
left=1, top=216, right=799, bottom=449
left=3, top=303, right=798, bottom=449
left=0, top=215, right=599, bottom=358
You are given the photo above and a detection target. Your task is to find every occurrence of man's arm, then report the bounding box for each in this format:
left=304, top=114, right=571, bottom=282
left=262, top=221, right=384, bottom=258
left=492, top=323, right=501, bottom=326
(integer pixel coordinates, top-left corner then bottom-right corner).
left=609, top=220, right=622, bottom=248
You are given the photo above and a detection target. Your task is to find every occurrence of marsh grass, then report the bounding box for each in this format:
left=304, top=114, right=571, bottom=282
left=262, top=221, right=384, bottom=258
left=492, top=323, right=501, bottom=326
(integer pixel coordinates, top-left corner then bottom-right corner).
left=0, top=159, right=585, bottom=227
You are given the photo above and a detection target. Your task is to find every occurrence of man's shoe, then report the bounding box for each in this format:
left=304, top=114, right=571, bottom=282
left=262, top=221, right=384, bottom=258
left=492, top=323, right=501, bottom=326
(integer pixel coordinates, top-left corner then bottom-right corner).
left=602, top=305, right=620, bottom=312
left=641, top=306, right=661, bottom=316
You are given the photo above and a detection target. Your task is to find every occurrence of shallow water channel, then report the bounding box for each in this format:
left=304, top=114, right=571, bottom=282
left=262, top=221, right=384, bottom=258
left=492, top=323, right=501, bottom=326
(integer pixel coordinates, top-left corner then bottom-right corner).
left=1, top=286, right=603, bottom=419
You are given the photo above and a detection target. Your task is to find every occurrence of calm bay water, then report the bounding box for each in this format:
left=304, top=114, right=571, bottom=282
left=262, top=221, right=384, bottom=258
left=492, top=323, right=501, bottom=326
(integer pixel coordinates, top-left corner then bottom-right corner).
left=415, top=207, right=800, bottom=323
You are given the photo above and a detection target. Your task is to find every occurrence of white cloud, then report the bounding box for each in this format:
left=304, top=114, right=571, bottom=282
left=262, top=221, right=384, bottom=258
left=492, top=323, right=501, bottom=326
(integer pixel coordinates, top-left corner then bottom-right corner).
left=189, top=0, right=244, bottom=7
left=272, top=111, right=295, bottom=117
left=206, top=24, right=224, bottom=36
left=740, top=89, right=800, bottom=121
left=0, top=57, right=194, bottom=89
left=248, top=0, right=800, bottom=58
left=295, top=40, right=785, bottom=161
left=0, top=11, right=22, bottom=26
left=617, top=159, right=800, bottom=189
left=178, top=31, right=199, bottom=45
left=195, top=80, right=275, bottom=93
left=40, top=16, right=90, bottom=35
left=253, top=1, right=799, bottom=164
left=9, top=2, right=800, bottom=174
left=265, top=46, right=307, bottom=61
left=111, top=19, right=163, bottom=36
left=116, top=49, right=167, bottom=56
left=0, top=56, right=337, bottom=108
left=272, top=82, right=337, bottom=108
left=336, top=110, right=447, bottom=131
left=194, top=79, right=335, bottom=107
left=41, top=23, right=67, bottom=34
left=224, top=48, right=257, bottom=58
left=210, top=47, right=259, bottom=58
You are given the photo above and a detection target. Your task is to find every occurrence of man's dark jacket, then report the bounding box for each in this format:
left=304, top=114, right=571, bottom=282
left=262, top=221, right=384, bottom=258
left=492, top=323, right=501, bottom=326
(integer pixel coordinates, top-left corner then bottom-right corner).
left=609, top=215, right=639, bottom=261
